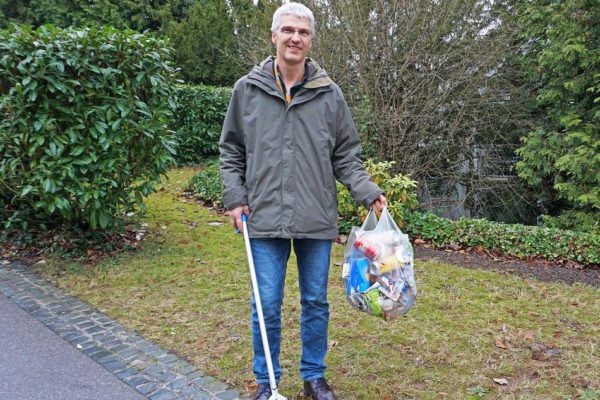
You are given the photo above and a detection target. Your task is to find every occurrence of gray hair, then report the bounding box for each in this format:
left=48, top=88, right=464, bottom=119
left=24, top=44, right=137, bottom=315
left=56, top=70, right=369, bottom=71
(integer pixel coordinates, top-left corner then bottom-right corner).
left=271, top=3, right=315, bottom=38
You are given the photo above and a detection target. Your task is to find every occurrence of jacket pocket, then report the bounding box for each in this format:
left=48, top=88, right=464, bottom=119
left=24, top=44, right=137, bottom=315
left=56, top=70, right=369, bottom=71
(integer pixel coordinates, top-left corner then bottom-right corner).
left=293, top=179, right=338, bottom=234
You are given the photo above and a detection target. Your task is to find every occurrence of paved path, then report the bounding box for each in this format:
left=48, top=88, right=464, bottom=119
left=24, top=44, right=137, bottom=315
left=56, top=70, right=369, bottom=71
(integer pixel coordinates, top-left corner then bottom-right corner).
left=0, top=293, right=145, bottom=400
left=0, top=262, right=249, bottom=400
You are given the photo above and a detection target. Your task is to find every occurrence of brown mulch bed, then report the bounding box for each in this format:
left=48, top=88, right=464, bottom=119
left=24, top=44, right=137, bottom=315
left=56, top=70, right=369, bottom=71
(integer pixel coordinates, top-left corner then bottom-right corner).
left=415, top=244, right=600, bottom=288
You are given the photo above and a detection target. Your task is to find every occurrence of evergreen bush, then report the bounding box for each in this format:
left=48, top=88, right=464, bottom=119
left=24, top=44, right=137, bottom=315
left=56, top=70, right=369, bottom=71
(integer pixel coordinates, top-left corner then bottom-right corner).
left=171, top=84, right=231, bottom=165
left=405, top=212, right=599, bottom=266
left=187, top=158, right=223, bottom=207
left=0, top=25, right=178, bottom=232
left=336, top=160, right=418, bottom=233
left=541, top=211, right=599, bottom=236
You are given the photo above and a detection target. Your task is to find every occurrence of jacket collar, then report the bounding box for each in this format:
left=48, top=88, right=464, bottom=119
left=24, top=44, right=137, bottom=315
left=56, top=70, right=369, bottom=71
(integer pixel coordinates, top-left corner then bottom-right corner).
left=248, top=56, right=333, bottom=95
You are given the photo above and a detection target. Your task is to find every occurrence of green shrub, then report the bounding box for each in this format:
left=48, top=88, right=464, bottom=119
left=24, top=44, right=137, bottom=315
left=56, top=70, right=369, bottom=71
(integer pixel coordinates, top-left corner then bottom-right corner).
left=541, top=211, right=600, bottom=235
left=0, top=24, right=177, bottom=232
left=405, top=212, right=599, bottom=267
left=337, top=160, right=418, bottom=232
left=171, top=84, right=232, bottom=165
left=187, top=158, right=223, bottom=207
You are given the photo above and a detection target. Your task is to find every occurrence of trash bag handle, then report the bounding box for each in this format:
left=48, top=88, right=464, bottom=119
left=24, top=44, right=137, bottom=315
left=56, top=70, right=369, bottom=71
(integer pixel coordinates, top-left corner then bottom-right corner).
left=360, top=209, right=379, bottom=231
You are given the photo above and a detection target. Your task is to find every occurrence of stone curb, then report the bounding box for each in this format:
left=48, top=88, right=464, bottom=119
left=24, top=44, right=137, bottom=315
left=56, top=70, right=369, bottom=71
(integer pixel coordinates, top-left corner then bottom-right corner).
left=0, top=262, right=250, bottom=400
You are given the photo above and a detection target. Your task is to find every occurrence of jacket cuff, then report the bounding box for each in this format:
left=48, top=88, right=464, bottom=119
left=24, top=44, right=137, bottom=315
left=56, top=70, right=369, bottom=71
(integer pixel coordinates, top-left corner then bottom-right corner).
left=223, top=188, right=248, bottom=211
left=362, top=189, right=384, bottom=209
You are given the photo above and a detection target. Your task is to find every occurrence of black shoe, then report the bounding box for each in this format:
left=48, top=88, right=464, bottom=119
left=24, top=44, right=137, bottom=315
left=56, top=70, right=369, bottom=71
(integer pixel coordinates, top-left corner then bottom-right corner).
left=253, top=383, right=272, bottom=400
left=303, top=378, right=337, bottom=400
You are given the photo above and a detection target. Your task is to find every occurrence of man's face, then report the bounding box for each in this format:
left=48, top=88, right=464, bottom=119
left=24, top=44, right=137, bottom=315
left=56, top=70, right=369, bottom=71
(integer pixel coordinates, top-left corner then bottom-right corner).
left=272, top=14, right=312, bottom=66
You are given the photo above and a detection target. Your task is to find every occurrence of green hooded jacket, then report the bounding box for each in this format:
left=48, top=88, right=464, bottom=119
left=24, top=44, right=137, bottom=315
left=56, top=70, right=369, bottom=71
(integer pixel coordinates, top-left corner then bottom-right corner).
left=219, top=56, right=382, bottom=239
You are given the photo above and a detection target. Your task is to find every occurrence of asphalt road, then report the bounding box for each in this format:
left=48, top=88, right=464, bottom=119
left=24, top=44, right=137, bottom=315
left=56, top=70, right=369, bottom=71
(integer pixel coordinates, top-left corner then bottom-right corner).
left=0, top=293, right=145, bottom=400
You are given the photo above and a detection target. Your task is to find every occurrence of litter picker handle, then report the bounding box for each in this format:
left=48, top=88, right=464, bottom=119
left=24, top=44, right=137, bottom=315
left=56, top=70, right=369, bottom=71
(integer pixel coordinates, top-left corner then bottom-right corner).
left=241, top=214, right=280, bottom=396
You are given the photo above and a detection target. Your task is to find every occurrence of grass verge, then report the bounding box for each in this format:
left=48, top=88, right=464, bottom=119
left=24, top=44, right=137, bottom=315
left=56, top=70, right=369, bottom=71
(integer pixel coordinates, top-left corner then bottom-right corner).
left=37, top=168, right=600, bottom=400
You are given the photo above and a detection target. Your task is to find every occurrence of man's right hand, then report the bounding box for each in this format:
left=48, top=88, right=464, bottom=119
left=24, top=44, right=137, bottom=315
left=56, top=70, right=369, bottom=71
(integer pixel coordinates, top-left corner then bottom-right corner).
left=229, top=205, right=250, bottom=233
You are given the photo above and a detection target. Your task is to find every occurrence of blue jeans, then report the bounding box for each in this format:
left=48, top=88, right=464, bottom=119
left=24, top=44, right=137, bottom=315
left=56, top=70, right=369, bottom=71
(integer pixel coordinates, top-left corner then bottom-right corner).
left=249, top=238, right=332, bottom=383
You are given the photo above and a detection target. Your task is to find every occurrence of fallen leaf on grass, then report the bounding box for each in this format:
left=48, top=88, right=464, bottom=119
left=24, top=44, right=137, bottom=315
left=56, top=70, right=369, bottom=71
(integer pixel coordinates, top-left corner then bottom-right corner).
left=524, top=330, right=535, bottom=341
left=493, top=378, right=509, bottom=385
left=495, top=339, right=510, bottom=349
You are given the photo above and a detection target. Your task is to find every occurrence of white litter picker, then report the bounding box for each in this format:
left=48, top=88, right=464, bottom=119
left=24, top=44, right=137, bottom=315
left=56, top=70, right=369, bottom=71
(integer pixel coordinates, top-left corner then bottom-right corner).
left=241, top=214, right=287, bottom=400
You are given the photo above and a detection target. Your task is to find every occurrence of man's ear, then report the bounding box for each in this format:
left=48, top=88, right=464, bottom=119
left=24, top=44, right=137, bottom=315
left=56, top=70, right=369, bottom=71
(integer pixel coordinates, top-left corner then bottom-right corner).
left=271, top=32, right=277, bottom=44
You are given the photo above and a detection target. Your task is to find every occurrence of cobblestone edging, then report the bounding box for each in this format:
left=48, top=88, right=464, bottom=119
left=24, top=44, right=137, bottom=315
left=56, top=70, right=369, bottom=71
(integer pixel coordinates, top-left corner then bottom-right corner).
left=0, top=262, right=250, bottom=400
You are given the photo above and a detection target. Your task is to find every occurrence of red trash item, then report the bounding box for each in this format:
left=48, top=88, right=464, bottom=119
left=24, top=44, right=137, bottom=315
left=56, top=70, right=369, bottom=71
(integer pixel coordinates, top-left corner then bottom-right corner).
left=353, top=238, right=382, bottom=260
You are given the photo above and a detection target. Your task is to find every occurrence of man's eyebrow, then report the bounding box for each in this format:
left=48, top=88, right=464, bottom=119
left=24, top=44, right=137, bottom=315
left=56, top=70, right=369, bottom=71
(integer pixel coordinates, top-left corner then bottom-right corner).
left=281, top=25, right=310, bottom=31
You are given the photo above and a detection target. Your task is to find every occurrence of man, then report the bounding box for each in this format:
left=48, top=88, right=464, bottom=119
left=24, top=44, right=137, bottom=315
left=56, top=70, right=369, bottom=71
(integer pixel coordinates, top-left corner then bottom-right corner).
left=219, top=3, right=387, bottom=400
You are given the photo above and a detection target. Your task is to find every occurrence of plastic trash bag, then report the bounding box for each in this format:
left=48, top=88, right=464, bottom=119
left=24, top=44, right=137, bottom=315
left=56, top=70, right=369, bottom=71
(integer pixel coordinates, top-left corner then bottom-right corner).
left=341, top=209, right=417, bottom=320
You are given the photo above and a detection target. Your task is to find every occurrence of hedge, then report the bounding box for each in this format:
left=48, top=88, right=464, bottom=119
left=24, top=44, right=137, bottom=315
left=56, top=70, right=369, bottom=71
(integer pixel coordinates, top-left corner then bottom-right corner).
left=404, top=212, right=599, bottom=266
left=0, top=24, right=177, bottom=232
left=171, top=84, right=232, bottom=165
left=187, top=158, right=223, bottom=207
left=188, top=160, right=599, bottom=267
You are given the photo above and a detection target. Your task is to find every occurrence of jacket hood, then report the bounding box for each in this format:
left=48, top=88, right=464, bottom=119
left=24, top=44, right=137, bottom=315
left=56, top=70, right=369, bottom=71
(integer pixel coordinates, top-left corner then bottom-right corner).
left=247, top=56, right=333, bottom=93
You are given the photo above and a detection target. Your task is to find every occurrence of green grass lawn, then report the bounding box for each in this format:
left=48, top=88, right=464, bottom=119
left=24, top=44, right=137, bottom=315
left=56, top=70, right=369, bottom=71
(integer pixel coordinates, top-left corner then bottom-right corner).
left=39, top=168, right=599, bottom=400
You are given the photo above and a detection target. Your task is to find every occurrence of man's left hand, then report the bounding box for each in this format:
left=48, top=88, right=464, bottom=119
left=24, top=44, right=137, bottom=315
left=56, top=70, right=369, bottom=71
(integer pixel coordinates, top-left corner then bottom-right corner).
left=370, top=194, right=387, bottom=211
